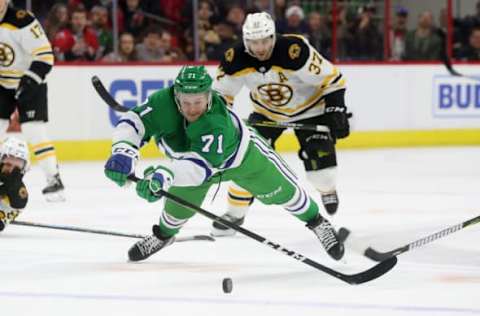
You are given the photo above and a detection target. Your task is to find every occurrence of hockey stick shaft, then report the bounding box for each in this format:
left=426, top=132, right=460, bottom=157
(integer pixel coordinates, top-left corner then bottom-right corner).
left=128, top=175, right=396, bottom=284
left=248, top=120, right=331, bottom=133
left=11, top=220, right=214, bottom=242
left=364, top=214, right=480, bottom=261
left=91, top=75, right=331, bottom=133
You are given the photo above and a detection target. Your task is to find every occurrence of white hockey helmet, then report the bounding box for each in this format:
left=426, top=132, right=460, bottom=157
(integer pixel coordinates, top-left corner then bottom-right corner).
left=242, top=12, right=276, bottom=53
left=0, top=137, right=30, bottom=173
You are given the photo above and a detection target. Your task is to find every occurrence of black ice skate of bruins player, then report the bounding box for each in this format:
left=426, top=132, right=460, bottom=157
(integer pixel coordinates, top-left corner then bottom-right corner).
left=211, top=11, right=351, bottom=237
left=0, top=0, right=65, bottom=202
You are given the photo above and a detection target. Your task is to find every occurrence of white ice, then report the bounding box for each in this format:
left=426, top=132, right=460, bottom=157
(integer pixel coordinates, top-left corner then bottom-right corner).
left=1, top=147, right=479, bottom=316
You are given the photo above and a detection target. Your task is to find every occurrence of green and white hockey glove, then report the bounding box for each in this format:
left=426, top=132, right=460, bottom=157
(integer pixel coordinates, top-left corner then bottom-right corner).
left=136, top=165, right=174, bottom=203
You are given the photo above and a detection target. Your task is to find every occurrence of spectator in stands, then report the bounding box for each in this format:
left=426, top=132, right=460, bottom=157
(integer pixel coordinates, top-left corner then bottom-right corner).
left=90, top=5, right=113, bottom=60
left=206, top=20, right=237, bottom=61
left=306, top=11, right=331, bottom=59
left=44, top=3, right=69, bottom=42
left=276, top=5, right=308, bottom=35
left=456, top=28, right=480, bottom=60
left=183, top=0, right=219, bottom=60
left=347, top=4, right=383, bottom=60
left=122, top=0, right=147, bottom=38
left=273, top=0, right=287, bottom=20
left=68, top=0, right=103, bottom=12
left=226, top=4, right=245, bottom=38
left=146, top=0, right=186, bottom=25
left=103, top=32, right=138, bottom=62
left=158, top=29, right=187, bottom=62
left=404, top=11, right=442, bottom=60
left=136, top=26, right=164, bottom=61
left=390, top=6, right=408, bottom=61
left=52, top=6, right=99, bottom=61
left=247, top=0, right=272, bottom=14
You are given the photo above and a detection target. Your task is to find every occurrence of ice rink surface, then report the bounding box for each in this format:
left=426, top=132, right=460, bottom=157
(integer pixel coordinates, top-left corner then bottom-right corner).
left=1, top=147, right=479, bottom=316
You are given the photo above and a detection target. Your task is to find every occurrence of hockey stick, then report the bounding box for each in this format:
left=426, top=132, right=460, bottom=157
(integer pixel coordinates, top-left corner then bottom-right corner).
left=11, top=220, right=215, bottom=242
left=340, top=214, right=480, bottom=262
left=442, top=56, right=480, bottom=81
left=127, top=175, right=396, bottom=284
left=248, top=119, right=331, bottom=133
left=92, top=76, right=129, bottom=112
left=91, top=75, right=332, bottom=133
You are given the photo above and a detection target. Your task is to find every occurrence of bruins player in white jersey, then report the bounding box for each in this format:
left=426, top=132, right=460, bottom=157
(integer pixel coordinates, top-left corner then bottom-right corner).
left=212, top=12, right=350, bottom=236
left=0, top=0, right=65, bottom=201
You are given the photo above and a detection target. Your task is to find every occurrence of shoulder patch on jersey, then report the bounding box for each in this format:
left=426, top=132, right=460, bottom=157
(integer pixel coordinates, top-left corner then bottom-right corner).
left=219, top=41, right=255, bottom=76
left=16, top=10, right=27, bottom=19
left=2, top=7, right=35, bottom=28
left=288, top=43, right=301, bottom=59
left=225, top=48, right=234, bottom=63
left=18, top=186, right=28, bottom=199
left=270, top=35, right=310, bottom=71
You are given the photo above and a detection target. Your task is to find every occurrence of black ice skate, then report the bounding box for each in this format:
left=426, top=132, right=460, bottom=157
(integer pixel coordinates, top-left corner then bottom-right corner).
left=128, top=225, right=175, bottom=262
left=321, top=191, right=339, bottom=215
left=210, top=214, right=245, bottom=237
left=42, top=174, right=65, bottom=202
left=307, top=214, right=344, bottom=260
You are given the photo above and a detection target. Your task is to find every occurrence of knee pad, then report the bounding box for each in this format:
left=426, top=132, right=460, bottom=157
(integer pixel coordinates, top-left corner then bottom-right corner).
left=306, top=167, right=337, bottom=193
left=299, top=133, right=337, bottom=171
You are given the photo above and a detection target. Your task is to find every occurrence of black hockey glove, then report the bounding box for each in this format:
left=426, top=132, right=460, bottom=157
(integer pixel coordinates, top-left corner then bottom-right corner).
left=15, top=74, right=42, bottom=105
left=323, top=105, right=351, bottom=139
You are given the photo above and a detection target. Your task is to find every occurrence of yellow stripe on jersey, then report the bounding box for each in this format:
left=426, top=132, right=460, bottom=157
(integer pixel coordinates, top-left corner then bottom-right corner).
left=0, top=23, right=18, bottom=30
left=320, top=67, right=339, bottom=88
left=283, top=34, right=307, bottom=41
left=32, top=45, right=52, bottom=55
left=231, top=67, right=257, bottom=77
left=0, top=69, right=23, bottom=76
left=0, top=78, right=20, bottom=85
left=31, top=142, right=55, bottom=151
left=227, top=197, right=251, bottom=206
left=37, top=55, right=55, bottom=64
left=35, top=152, right=57, bottom=161
left=229, top=186, right=253, bottom=198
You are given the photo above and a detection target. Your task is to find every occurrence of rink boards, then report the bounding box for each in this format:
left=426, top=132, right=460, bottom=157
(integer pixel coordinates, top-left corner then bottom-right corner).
left=42, top=64, right=480, bottom=161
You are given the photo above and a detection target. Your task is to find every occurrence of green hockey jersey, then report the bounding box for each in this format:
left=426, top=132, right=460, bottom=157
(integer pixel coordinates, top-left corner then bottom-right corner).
left=112, top=86, right=251, bottom=186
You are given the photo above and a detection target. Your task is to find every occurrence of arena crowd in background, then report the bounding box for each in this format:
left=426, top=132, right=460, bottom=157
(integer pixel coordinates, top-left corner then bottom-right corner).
left=9, top=0, right=480, bottom=62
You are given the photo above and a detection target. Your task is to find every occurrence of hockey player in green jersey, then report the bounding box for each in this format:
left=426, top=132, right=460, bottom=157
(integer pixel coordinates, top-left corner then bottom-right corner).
left=104, top=65, right=344, bottom=262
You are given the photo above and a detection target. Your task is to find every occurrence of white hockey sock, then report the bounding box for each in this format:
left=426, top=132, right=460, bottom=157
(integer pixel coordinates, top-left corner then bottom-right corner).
left=226, top=182, right=253, bottom=219
left=306, top=167, right=338, bottom=194
left=21, top=121, right=59, bottom=179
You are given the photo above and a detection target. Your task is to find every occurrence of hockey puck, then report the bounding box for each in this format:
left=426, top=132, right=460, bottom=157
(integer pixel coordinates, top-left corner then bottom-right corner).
left=222, top=278, right=233, bottom=293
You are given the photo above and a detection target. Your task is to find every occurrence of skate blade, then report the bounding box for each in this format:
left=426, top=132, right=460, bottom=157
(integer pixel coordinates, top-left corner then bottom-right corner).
left=44, top=191, right=66, bottom=202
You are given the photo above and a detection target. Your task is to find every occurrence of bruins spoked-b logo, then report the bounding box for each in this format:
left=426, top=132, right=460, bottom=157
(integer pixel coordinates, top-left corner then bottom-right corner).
left=257, top=83, right=293, bottom=107
left=0, top=42, right=15, bottom=67
left=288, top=43, right=301, bottom=59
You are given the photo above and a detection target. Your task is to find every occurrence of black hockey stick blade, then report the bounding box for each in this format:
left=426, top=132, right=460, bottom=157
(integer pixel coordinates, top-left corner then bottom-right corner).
left=127, top=175, right=397, bottom=284
left=363, top=214, right=480, bottom=261
left=11, top=220, right=215, bottom=243
left=91, top=75, right=130, bottom=112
